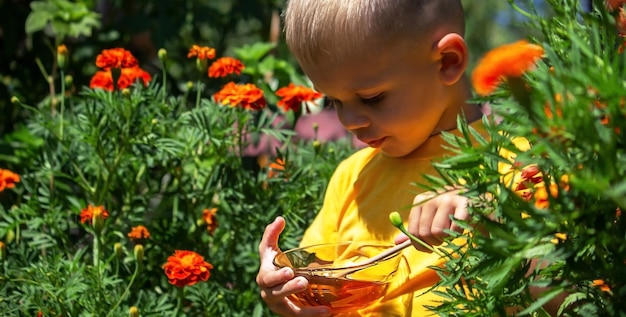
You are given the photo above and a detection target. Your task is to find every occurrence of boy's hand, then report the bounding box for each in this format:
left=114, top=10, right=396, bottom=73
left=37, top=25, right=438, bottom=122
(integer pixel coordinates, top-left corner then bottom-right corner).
left=395, top=190, right=469, bottom=252
left=256, top=216, right=331, bottom=317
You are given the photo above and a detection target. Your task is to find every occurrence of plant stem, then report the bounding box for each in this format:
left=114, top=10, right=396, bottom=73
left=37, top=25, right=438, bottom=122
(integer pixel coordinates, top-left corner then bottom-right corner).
left=172, top=195, right=179, bottom=226
left=395, top=224, right=447, bottom=258
left=175, top=286, right=186, bottom=315
left=162, top=64, right=168, bottom=104
left=195, top=80, right=202, bottom=108
left=93, top=232, right=100, bottom=267
left=106, top=262, right=140, bottom=317
left=60, top=70, right=65, bottom=140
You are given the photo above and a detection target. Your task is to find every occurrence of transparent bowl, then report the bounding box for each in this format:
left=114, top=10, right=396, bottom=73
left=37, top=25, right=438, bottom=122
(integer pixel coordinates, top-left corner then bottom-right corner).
left=273, top=241, right=402, bottom=314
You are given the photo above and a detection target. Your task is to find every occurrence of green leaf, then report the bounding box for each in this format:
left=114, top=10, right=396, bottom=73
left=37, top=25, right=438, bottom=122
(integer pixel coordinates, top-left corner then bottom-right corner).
left=516, top=287, right=564, bottom=316
left=25, top=10, right=52, bottom=34
left=234, top=42, right=277, bottom=62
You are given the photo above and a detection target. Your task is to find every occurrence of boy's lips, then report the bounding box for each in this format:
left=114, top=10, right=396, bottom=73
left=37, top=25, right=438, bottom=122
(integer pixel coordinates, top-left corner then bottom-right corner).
left=362, top=137, right=386, bottom=148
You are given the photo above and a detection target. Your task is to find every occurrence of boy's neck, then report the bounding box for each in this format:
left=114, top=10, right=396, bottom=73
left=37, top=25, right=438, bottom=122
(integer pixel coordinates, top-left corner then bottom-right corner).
left=431, top=77, right=481, bottom=136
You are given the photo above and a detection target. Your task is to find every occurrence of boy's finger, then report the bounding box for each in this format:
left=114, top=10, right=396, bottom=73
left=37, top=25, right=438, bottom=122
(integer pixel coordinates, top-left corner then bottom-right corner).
left=259, top=216, right=286, bottom=254
left=450, top=204, right=469, bottom=233
left=257, top=267, right=295, bottom=289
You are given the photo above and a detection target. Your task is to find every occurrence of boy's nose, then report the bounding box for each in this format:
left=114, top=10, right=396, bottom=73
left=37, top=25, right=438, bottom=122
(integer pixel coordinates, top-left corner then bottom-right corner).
left=337, top=107, right=370, bottom=130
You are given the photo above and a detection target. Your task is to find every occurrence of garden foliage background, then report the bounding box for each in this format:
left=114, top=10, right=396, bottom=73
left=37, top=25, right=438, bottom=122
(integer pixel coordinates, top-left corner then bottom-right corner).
left=2, top=0, right=622, bottom=316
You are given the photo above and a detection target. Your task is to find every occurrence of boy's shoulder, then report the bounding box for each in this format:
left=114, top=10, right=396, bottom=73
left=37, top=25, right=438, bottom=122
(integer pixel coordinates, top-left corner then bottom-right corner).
left=334, top=147, right=380, bottom=176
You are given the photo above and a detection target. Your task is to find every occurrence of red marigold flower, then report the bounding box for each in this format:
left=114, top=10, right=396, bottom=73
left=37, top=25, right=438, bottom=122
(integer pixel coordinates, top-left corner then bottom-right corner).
left=187, top=45, right=216, bottom=60
left=95, top=48, right=138, bottom=69
left=162, top=250, right=213, bottom=287
left=202, top=208, right=218, bottom=235
left=128, top=225, right=151, bottom=241
left=90, top=70, right=114, bottom=91
left=275, top=83, right=323, bottom=113
left=118, top=66, right=152, bottom=89
left=471, top=40, right=544, bottom=96
left=0, top=168, right=20, bottom=192
left=90, top=66, right=152, bottom=91
left=213, top=82, right=266, bottom=110
left=208, top=57, right=245, bottom=78
left=80, top=205, right=109, bottom=224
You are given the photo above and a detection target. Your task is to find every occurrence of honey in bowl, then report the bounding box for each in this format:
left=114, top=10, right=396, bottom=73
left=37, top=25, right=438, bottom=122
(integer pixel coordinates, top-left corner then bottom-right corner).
left=291, top=274, right=388, bottom=313
left=273, top=241, right=402, bottom=314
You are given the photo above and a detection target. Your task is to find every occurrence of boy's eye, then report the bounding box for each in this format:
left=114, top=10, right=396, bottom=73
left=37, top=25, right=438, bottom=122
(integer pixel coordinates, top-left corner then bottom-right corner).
left=326, top=98, right=342, bottom=108
left=360, top=94, right=384, bottom=105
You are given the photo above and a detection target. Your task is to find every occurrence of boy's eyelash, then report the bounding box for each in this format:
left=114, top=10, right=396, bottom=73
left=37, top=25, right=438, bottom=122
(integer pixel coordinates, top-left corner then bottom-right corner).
left=326, top=98, right=342, bottom=108
left=360, top=94, right=384, bottom=105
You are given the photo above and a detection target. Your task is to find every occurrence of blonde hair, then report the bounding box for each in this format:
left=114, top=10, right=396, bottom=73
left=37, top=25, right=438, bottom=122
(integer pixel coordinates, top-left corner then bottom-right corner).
left=283, top=0, right=465, bottom=65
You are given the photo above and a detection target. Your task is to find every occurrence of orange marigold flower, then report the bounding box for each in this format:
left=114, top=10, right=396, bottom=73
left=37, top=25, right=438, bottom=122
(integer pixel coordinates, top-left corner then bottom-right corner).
left=208, top=57, right=245, bottom=78
left=57, top=44, right=68, bottom=55
left=607, top=0, right=626, bottom=10
left=95, top=48, right=138, bottom=69
left=118, top=66, right=152, bottom=89
left=202, top=208, right=218, bottom=235
left=90, top=66, right=152, bottom=91
left=533, top=183, right=559, bottom=209
left=592, top=279, right=611, bottom=292
left=213, top=82, right=266, bottom=110
left=128, top=225, right=151, bottom=241
left=79, top=205, right=109, bottom=224
left=275, top=83, right=323, bottom=113
left=0, top=168, right=20, bottom=192
left=90, top=70, right=114, bottom=91
left=616, top=8, right=626, bottom=35
left=619, top=38, right=626, bottom=54
left=187, top=45, right=216, bottom=60
left=471, top=40, right=544, bottom=96
left=162, top=250, right=213, bottom=287
left=268, top=158, right=286, bottom=179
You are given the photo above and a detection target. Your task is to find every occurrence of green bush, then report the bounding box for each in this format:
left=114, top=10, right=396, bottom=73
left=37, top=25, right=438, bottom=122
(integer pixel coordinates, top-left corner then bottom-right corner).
left=0, top=43, right=355, bottom=316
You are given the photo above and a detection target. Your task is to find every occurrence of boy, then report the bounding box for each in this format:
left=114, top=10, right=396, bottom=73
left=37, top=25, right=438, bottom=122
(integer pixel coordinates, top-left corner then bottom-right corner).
left=256, top=0, right=484, bottom=315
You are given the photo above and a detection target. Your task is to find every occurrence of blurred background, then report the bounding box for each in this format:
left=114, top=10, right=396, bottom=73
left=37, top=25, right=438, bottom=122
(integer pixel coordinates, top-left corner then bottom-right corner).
left=0, top=0, right=548, bottom=137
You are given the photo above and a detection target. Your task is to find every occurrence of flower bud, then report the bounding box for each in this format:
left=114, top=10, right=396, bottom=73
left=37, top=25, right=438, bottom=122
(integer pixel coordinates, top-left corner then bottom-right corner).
left=122, top=88, right=131, bottom=97
left=389, top=211, right=403, bottom=227
left=196, top=58, right=208, bottom=73
left=312, top=140, right=322, bottom=154
left=129, top=306, right=140, bottom=317
left=151, top=119, right=158, bottom=125
left=134, top=244, right=144, bottom=263
left=0, top=241, right=6, bottom=262
left=5, top=229, right=14, bottom=243
left=57, top=44, right=68, bottom=70
left=186, top=81, right=194, bottom=90
left=92, top=212, right=105, bottom=234
left=10, top=96, right=20, bottom=104
left=64, top=74, right=73, bottom=87
left=158, top=48, right=167, bottom=61
left=114, top=242, right=124, bottom=258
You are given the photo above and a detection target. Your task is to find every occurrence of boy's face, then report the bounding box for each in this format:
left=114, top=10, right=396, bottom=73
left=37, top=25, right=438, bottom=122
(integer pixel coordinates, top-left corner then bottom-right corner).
left=300, top=41, right=452, bottom=158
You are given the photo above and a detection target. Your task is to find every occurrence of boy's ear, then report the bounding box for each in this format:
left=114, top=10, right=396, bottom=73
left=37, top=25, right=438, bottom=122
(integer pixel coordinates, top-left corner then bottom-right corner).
left=434, top=33, right=468, bottom=85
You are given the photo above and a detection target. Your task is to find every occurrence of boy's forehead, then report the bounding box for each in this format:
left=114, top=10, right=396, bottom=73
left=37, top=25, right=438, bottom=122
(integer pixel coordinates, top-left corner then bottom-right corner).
left=301, top=48, right=410, bottom=96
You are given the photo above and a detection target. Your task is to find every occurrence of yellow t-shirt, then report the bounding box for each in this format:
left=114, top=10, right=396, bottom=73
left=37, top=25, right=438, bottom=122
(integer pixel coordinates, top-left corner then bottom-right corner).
left=300, top=120, right=490, bottom=316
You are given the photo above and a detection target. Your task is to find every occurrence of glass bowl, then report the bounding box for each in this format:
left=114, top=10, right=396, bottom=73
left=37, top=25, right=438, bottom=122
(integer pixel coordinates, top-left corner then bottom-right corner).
left=273, top=241, right=402, bottom=314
